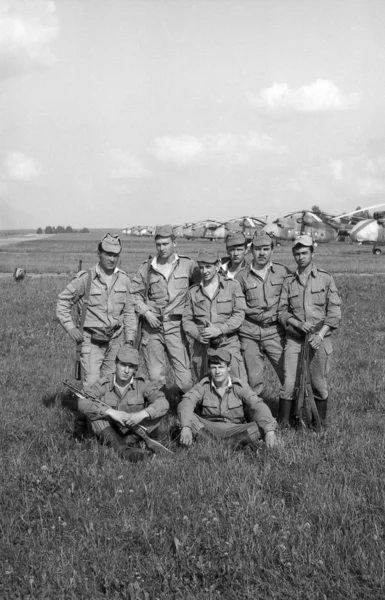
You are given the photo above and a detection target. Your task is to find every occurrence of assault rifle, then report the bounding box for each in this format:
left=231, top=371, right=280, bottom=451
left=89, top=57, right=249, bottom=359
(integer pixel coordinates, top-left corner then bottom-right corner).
left=134, top=255, right=153, bottom=350
left=63, top=380, right=174, bottom=455
left=292, top=333, right=321, bottom=432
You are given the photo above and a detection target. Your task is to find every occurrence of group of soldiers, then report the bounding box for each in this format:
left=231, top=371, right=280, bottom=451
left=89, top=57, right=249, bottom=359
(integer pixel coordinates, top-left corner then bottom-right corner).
left=56, top=225, right=341, bottom=463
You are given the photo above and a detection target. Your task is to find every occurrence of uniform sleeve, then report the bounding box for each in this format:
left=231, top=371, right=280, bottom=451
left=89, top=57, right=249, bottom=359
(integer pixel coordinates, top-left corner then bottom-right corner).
left=182, top=290, right=201, bottom=340
left=218, top=280, right=246, bottom=335
left=122, top=277, right=137, bottom=342
left=131, top=263, right=150, bottom=316
left=56, top=274, right=87, bottom=333
left=277, top=276, right=292, bottom=328
left=238, top=384, right=277, bottom=433
left=143, top=382, right=169, bottom=419
left=324, top=275, right=341, bottom=330
left=177, top=382, right=204, bottom=428
left=77, top=381, right=112, bottom=421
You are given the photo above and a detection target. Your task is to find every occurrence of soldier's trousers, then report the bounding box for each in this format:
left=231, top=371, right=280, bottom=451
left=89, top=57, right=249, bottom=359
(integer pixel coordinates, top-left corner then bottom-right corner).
left=280, top=336, right=333, bottom=401
left=191, top=338, right=247, bottom=384
left=141, top=320, right=193, bottom=392
left=240, top=327, right=285, bottom=396
left=189, top=414, right=262, bottom=443
left=89, top=416, right=164, bottom=446
left=80, top=330, right=124, bottom=387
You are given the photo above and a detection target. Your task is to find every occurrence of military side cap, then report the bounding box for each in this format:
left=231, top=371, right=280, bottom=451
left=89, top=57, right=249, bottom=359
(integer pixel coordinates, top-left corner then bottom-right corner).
left=292, top=234, right=313, bottom=248
left=155, top=224, right=174, bottom=238
left=225, top=230, right=247, bottom=248
left=100, top=233, right=121, bottom=254
left=252, top=231, right=273, bottom=248
left=197, top=248, right=220, bottom=264
left=116, top=346, right=140, bottom=365
left=207, top=347, right=231, bottom=364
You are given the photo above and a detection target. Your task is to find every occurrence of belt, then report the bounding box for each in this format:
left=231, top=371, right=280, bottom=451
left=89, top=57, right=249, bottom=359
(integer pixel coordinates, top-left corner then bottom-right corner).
left=158, top=314, right=182, bottom=322
left=245, top=315, right=278, bottom=328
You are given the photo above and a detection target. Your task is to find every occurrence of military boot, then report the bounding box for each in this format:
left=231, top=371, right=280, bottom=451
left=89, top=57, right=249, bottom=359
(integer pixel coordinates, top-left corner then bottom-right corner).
left=314, top=398, right=328, bottom=429
left=278, top=398, right=292, bottom=429
left=73, top=411, right=90, bottom=441
left=98, top=426, right=147, bottom=463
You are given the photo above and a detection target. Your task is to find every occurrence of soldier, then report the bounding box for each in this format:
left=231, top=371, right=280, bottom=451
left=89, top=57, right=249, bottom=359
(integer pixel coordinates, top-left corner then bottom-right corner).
left=57, top=233, right=136, bottom=437
left=178, top=348, right=277, bottom=448
left=183, top=248, right=247, bottom=382
left=220, top=230, right=249, bottom=279
left=277, top=235, right=341, bottom=427
left=131, top=224, right=200, bottom=394
left=235, top=232, right=290, bottom=396
left=77, top=346, right=169, bottom=462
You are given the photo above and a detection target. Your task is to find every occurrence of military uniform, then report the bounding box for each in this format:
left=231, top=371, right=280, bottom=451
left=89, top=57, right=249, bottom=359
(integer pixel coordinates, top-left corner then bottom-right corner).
left=278, top=263, right=341, bottom=406
left=178, top=374, right=277, bottom=443
left=57, top=264, right=136, bottom=386
left=79, top=373, right=169, bottom=442
left=235, top=261, right=290, bottom=395
left=183, top=274, right=247, bottom=381
left=132, top=231, right=199, bottom=392
left=220, top=256, right=248, bottom=280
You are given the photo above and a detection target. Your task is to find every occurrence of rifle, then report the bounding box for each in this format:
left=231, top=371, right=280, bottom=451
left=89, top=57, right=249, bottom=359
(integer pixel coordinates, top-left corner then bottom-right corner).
left=75, top=269, right=93, bottom=380
left=63, top=380, right=174, bottom=455
left=292, top=333, right=321, bottom=432
left=134, top=255, right=153, bottom=350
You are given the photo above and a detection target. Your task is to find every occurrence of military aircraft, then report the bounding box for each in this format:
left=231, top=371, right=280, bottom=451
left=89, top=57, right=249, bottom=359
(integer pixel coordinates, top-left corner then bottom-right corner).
left=341, top=204, right=385, bottom=253
left=263, top=210, right=340, bottom=244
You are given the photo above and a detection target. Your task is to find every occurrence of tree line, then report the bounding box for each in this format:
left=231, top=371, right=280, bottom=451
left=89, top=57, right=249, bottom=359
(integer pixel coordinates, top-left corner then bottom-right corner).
left=37, top=226, right=90, bottom=234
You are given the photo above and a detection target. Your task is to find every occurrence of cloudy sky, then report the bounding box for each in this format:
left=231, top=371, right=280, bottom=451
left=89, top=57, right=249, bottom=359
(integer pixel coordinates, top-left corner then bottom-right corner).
left=1, top=0, right=385, bottom=229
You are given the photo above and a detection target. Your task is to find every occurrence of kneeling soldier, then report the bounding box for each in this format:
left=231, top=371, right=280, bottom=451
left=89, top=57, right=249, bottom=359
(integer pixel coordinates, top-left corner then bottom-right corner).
left=178, top=348, right=277, bottom=448
left=183, top=248, right=247, bottom=382
left=77, top=346, right=169, bottom=462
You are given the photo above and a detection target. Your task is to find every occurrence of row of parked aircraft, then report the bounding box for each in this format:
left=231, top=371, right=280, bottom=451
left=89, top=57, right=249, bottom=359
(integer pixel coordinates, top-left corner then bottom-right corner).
left=122, top=204, right=385, bottom=254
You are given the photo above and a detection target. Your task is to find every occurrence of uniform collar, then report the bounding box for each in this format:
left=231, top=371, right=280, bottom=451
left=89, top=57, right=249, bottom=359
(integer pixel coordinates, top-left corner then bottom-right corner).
left=210, top=376, right=233, bottom=391
left=294, top=262, right=317, bottom=279
left=95, top=264, right=120, bottom=279
left=152, top=253, right=179, bottom=269
left=250, top=260, right=273, bottom=277
left=113, top=375, right=134, bottom=394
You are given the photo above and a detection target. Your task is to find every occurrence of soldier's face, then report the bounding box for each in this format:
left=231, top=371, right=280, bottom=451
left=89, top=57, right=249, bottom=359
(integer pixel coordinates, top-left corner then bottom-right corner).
left=293, top=245, right=313, bottom=269
left=252, top=244, right=273, bottom=268
left=198, top=261, right=218, bottom=283
left=155, top=237, right=175, bottom=259
left=227, top=244, right=247, bottom=267
left=209, top=360, right=230, bottom=386
left=98, top=250, right=120, bottom=273
left=115, top=360, right=136, bottom=385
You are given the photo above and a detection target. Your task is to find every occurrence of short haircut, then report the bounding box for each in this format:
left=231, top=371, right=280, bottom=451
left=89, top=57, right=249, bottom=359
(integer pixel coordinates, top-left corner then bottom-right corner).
left=208, top=356, right=230, bottom=366
left=292, top=244, right=314, bottom=253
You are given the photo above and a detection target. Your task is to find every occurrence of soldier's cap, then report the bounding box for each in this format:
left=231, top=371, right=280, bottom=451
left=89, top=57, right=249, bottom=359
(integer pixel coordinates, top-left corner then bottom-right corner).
left=252, top=231, right=273, bottom=248
left=207, top=348, right=231, bottom=364
left=292, top=234, right=314, bottom=248
left=225, top=230, right=247, bottom=248
left=100, top=233, right=121, bottom=254
left=116, top=346, right=140, bottom=366
left=197, top=248, right=220, bottom=264
left=155, top=224, right=174, bottom=239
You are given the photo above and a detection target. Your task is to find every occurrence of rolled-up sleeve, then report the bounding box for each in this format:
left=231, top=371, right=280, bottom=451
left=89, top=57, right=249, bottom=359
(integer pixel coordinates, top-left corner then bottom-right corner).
left=143, top=383, right=169, bottom=419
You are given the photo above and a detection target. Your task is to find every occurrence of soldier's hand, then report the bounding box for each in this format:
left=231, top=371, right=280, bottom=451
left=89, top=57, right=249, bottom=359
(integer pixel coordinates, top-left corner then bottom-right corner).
left=265, top=431, right=277, bottom=448
left=124, top=410, right=148, bottom=427
left=201, top=325, right=222, bottom=340
left=105, top=408, right=129, bottom=427
left=145, top=311, right=161, bottom=328
left=309, top=333, right=322, bottom=350
left=68, top=327, right=84, bottom=343
left=180, top=427, right=193, bottom=446
left=300, top=321, right=313, bottom=333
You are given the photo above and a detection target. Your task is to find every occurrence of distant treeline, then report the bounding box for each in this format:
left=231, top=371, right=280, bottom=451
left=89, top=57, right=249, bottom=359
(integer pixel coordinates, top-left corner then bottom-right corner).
left=36, top=226, right=90, bottom=234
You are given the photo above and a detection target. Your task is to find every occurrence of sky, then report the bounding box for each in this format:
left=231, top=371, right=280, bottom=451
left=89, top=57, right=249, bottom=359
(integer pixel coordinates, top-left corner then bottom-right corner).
left=1, top=0, right=385, bottom=229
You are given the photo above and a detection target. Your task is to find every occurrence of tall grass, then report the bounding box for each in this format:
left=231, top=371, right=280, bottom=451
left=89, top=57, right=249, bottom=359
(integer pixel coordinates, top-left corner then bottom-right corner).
left=1, top=241, right=384, bottom=599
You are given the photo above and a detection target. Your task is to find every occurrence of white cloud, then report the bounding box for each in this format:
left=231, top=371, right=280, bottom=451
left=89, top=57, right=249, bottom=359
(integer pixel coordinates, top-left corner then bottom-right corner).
left=329, top=154, right=385, bottom=196
left=248, top=79, right=360, bottom=112
left=106, top=149, right=151, bottom=179
left=0, top=1, right=59, bottom=76
left=3, top=151, right=41, bottom=180
left=148, top=132, right=287, bottom=166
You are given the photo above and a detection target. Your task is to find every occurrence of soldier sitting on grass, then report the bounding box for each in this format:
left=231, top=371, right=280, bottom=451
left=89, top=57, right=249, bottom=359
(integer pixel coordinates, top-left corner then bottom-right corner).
left=177, top=348, right=277, bottom=449
left=77, top=346, right=169, bottom=463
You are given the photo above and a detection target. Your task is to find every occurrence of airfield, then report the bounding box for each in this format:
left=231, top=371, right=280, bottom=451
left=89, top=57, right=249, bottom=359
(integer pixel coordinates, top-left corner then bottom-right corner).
left=1, top=232, right=385, bottom=599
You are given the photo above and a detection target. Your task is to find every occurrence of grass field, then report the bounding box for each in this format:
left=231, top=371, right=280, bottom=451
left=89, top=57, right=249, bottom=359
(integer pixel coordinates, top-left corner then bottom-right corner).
left=1, top=235, right=385, bottom=599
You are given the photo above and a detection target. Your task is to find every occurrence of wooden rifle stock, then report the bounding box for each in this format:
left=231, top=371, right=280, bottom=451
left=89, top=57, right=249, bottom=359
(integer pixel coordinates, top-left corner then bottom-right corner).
left=292, top=333, right=321, bottom=432
left=134, top=255, right=152, bottom=350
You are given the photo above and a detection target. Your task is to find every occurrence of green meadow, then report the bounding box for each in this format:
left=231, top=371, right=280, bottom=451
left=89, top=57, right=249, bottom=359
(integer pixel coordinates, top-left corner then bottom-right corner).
left=1, top=235, right=384, bottom=599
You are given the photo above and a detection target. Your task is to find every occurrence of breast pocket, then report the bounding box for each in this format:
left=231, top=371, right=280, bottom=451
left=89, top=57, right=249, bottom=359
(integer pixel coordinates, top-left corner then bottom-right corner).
left=245, top=282, right=261, bottom=307
left=269, top=279, right=284, bottom=298
left=311, top=287, right=327, bottom=306
left=149, top=275, right=164, bottom=300
left=88, top=286, right=103, bottom=308
left=113, top=286, right=127, bottom=314
left=216, top=297, right=233, bottom=317
left=227, top=394, right=244, bottom=421
left=201, top=396, right=220, bottom=418
left=173, top=274, right=189, bottom=290
left=288, top=289, right=302, bottom=309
